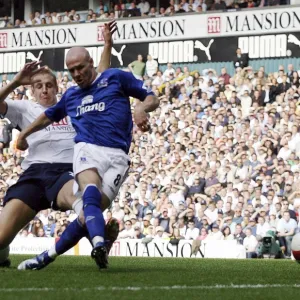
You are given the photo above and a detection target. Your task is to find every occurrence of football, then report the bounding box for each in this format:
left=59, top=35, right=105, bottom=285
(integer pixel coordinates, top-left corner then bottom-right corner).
left=291, top=233, right=300, bottom=261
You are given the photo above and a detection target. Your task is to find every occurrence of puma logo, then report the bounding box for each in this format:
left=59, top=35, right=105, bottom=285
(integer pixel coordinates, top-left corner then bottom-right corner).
left=194, top=40, right=214, bottom=61
left=112, top=45, right=126, bottom=66
left=288, top=34, right=300, bottom=47
left=26, top=51, right=43, bottom=68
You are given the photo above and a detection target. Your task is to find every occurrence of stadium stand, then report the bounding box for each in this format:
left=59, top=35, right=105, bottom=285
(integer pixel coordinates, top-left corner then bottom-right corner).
left=0, top=0, right=299, bottom=259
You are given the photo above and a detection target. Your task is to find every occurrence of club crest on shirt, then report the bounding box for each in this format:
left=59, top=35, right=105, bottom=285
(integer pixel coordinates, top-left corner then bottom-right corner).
left=80, top=157, right=88, bottom=163
left=97, top=78, right=108, bottom=88
left=81, top=95, right=93, bottom=105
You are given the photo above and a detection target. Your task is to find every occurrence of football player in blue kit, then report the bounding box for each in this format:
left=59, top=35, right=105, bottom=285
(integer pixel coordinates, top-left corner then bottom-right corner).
left=17, top=46, right=159, bottom=269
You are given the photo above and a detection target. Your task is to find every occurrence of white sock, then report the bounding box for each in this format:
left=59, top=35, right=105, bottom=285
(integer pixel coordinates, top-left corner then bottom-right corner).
left=92, top=236, right=104, bottom=247
left=48, top=246, right=58, bottom=259
left=72, top=197, right=83, bottom=216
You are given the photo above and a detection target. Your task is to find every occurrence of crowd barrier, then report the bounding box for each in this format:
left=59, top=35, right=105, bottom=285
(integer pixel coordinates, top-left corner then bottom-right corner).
left=10, top=237, right=246, bottom=259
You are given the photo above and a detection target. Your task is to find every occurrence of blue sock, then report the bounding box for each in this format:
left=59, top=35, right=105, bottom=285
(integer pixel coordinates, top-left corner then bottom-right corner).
left=54, top=218, right=87, bottom=256
left=83, top=185, right=105, bottom=248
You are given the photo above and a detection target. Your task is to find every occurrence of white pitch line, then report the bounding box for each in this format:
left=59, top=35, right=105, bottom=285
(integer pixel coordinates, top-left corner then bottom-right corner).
left=1, top=284, right=300, bottom=292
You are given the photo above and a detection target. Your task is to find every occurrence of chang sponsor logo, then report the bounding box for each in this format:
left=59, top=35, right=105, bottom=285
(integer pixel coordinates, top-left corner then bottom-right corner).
left=76, top=102, right=105, bottom=117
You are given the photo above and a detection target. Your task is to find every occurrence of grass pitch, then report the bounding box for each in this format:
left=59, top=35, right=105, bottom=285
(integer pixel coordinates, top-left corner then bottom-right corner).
left=0, top=256, right=300, bottom=300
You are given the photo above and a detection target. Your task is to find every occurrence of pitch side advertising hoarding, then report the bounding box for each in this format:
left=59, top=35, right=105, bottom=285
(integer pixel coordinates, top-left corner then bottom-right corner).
left=0, top=6, right=299, bottom=72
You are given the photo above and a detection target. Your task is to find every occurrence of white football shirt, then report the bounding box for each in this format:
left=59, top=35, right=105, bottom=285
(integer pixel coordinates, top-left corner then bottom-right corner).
left=4, top=99, right=75, bottom=170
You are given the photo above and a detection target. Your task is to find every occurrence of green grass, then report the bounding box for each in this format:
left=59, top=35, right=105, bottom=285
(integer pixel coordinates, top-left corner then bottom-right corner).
left=0, top=256, right=300, bottom=300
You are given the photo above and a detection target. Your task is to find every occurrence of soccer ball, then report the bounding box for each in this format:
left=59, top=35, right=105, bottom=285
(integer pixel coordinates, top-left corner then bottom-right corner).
left=291, top=233, right=300, bottom=261
left=0, top=246, right=9, bottom=263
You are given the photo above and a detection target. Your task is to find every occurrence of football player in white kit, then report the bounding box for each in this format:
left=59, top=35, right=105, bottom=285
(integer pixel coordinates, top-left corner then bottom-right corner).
left=0, top=21, right=118, bottom=268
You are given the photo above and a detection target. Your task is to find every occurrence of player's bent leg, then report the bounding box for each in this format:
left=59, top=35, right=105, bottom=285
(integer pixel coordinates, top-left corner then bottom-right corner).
left=77, top=169, right=108, bottom=269
left=0, top=199, right=36, bottom=267
left=18, top=217, right=88, bottom=271
left=18, top=181, right=116, bottom=271
left=57, top=185, right=116, bottom=253
left=56, top=179, right=110, bottom=214
left=56, top=179, right=78, bottom=212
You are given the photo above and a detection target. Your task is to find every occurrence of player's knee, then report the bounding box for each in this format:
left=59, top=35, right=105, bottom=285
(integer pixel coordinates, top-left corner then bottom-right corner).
left=83, top=184, right=101, bottom=208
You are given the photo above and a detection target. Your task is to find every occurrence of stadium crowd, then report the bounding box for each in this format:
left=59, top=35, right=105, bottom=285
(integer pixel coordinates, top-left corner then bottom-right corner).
left=1, top=48, right=300, bottom=258
left=0, top=0, right=290, bottom=28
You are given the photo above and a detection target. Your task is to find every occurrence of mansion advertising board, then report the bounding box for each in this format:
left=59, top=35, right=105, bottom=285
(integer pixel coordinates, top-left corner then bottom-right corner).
left=0, top=6, right=300, bottom=72
left=1, top=31, right=300, bottom=73
left=0, top=6, right=299, bottom=51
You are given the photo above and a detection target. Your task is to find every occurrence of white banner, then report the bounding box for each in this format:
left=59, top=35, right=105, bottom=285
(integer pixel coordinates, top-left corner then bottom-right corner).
left=10, top=237, right=55, bottom=255
left=9, top=237, right=246, bottom=259
left=0, top=6, right=299, bottom=52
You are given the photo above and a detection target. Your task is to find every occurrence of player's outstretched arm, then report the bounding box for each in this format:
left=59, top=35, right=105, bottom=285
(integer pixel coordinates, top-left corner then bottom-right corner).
left=119, top=70, right=159, bottom=132
left=0, top=61, right=46, bottom=115
left=96, top=20, right=117, bottom=73
left=137, top=95, right=160, bottom=113
left=16, top=112, right=53, bottom=150
left=134, top=95, right=159, bottom=132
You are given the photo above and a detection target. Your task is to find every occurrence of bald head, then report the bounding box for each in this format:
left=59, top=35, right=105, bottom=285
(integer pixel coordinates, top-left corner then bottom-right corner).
left=66, top=47, right=90, bottom=64
left=66, top=47, right=97, bottom=88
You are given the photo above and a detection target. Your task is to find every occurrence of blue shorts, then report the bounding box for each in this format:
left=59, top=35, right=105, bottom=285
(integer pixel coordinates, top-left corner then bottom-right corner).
left=4, top=163, right=74, bottom=212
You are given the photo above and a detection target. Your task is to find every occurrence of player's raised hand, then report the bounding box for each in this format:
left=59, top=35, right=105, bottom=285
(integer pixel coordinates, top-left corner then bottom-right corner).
left=13, top=62, right=48, bottom=86
left=16, top=134, right=29, bottom=151
left=133, top=106, right=150, bottom=132
left=102, top=20, right=117, bottom=45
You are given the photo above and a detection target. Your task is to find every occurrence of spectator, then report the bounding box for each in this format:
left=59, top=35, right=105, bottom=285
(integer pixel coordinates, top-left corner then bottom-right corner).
left=206, top=223, right=224, bottom=240
left=256, top=216, right=270, bottom=237
left=197, top=227, right=208, bottom=240
left=112, top=200, right=125, bottom=221
left=37, top=228, right=46, bottom=237
left=234, top=224, right=246, bottom=245
left=137, top=0, right=150, bottom=14
left=212, top=0, right=227, bottom=10
left=219, top=68, right=231, bottom=85
left=148, top=7, right=158, bottom=16
left=31, top=218, right=44, bottom=236
left=234, top=48, right=249, bottom=69
left=0, top=16, right=10, bottom=27
left=222, top=226, right=234, bottom=240
left=118, top=220, right=135, bottom=238
left=243, top=228, right=258, bottom=258
left=185, top=219, right=199, bottom=240
left=34, top=11, right=41, bottom=24
left=159, top=209, right=170, bottom=232
left=145, top=55, right=158, bottom=78
left=134, top=225, right=145, bottom=239
left=128, top=54, right=145, bottom=80
left=63, top=11, right=70, bottom=22
left=96, top=1, right=109, bottom=14
left=163, top=63, right=176, bottom=82
left=276, top=211, right=298, bottom=257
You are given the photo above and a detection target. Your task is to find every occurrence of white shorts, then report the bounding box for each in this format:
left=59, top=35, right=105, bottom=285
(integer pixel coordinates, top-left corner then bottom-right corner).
left=73, top=142, right=130, bottom=202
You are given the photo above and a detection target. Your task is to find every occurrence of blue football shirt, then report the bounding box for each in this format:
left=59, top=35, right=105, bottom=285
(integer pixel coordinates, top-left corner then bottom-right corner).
left=45, top=69, right=154, bottom=154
